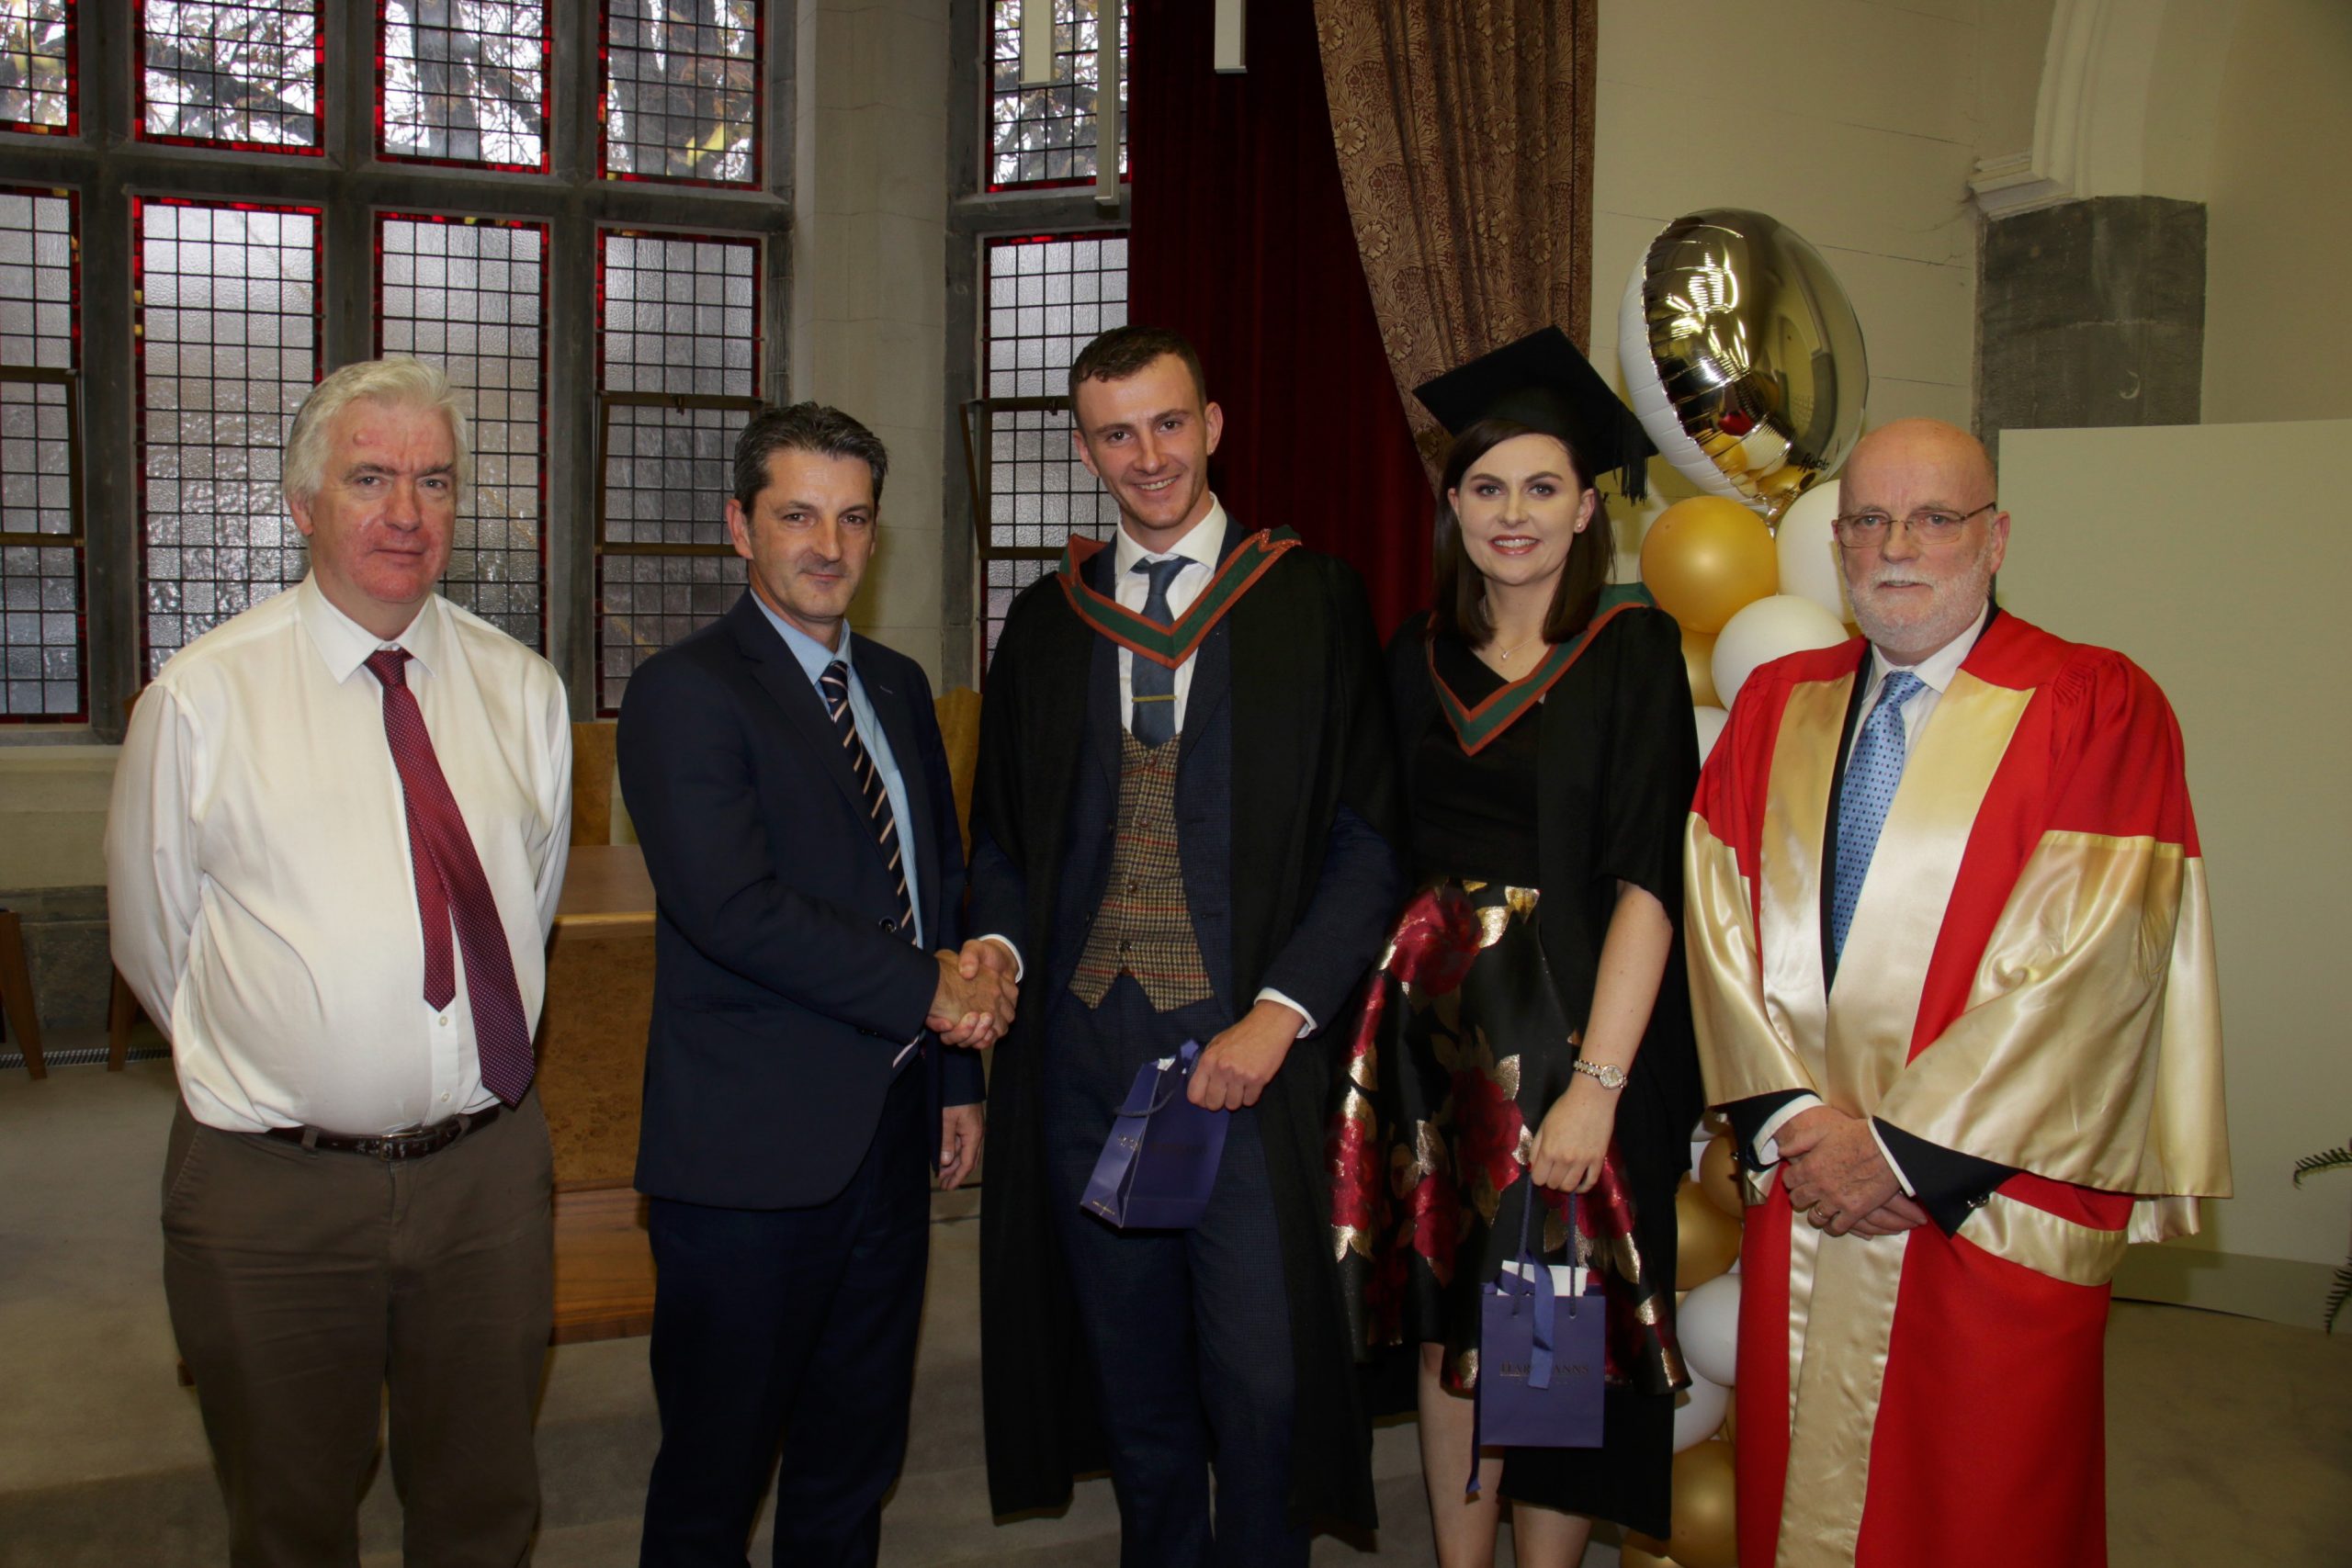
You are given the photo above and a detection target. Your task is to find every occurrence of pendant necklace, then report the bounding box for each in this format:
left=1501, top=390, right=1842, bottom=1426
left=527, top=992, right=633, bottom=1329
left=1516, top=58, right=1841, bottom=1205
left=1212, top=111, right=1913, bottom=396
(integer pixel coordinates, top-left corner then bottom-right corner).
left=1492, top=632, right=1543, bottom=664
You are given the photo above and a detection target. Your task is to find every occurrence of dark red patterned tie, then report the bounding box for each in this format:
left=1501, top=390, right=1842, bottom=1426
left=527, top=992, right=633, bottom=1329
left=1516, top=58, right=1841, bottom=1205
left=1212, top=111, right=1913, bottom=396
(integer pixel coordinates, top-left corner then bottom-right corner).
left=366, top=648, right=534, bottom=1108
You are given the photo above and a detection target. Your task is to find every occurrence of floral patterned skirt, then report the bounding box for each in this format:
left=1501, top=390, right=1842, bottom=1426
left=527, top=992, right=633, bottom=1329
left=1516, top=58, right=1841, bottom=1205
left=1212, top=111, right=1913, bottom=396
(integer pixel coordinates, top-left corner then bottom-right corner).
left=1329, top=878, right=1684, bottom=1399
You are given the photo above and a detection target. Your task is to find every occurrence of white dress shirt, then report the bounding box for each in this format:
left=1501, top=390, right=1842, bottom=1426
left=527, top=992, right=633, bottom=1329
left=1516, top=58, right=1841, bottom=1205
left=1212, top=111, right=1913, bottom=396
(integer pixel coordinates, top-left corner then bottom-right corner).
left=107, top=576, right=573, bottom=1136
left=1753, top=603, right=1992, bottom=1190
left=1112, top=499, right=1227, bottom=732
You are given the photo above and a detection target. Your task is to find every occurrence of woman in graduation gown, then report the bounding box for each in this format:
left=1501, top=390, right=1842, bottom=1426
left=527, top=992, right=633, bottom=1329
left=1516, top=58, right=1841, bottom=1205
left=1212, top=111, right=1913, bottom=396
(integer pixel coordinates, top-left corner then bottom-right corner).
left=1329, top=330, right=1704, bottom=1563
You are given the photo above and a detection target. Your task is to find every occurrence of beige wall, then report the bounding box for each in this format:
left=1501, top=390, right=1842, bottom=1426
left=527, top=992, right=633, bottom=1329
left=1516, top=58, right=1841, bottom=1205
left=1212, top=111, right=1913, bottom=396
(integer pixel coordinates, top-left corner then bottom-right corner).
left=2000, top=420, right=2351, bottom=1328
left=0, top=748, right=113, bottom=889
left=2200, top=0, right=2352, bottom=424
left=794, top=0, right=953, bottom=688
left=1590, top=0, right=1989, bottom=570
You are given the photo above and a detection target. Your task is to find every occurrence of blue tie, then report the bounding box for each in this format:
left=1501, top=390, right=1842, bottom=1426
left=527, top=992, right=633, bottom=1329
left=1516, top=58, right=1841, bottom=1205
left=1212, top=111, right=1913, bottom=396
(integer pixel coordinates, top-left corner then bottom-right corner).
left=1128, top=557, right=1188, bottom=747
left=1831, top=670, right=1925, bottom=962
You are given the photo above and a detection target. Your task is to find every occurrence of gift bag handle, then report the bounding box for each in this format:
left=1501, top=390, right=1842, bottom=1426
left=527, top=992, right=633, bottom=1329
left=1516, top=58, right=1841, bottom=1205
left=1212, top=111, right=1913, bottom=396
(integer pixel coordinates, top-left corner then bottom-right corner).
left=1471, top=1179, right=1582, bottom=1494
left=1115, top=1040, right=1203, bottom=1117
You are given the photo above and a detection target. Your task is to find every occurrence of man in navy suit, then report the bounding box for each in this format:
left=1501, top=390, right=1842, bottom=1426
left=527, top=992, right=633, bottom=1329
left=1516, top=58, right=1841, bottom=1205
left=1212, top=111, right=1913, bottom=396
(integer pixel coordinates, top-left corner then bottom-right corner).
left=617, top=402, right=1012, bottom=1568
left=968, top=327, right=1402, bottom=1565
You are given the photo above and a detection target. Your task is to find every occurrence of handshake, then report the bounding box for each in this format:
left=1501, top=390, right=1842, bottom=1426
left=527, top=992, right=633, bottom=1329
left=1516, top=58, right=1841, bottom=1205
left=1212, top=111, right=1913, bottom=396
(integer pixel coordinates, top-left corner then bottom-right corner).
left=929, top=937, right=1020, bottom=1048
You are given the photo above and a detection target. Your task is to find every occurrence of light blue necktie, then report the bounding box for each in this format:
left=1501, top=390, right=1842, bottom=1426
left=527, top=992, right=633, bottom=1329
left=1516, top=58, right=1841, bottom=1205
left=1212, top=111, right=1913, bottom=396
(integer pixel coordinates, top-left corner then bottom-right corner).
left=1128, top=557, right=1188, bottom=747
left=1831, top=670, right=1925, bottom=962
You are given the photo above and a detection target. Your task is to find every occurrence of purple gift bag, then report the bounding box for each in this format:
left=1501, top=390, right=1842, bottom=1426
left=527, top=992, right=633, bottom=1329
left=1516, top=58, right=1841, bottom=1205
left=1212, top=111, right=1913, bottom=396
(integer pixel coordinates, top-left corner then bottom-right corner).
left=1472, top=1188, right=1604, bottom=1483
left=1079, top=1041, right=1229, bottom=1230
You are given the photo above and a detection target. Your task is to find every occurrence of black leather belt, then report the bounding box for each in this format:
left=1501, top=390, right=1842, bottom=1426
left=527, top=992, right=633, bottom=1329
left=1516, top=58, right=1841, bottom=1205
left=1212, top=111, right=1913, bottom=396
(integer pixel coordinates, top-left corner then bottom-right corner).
left=262, top=1104, right=503, bottom=1160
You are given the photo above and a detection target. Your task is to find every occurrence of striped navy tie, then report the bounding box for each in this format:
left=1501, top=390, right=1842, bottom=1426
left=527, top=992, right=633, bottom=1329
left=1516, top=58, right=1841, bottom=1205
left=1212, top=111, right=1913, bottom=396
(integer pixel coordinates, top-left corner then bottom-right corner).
left=820, top=660, right=916, bottom=942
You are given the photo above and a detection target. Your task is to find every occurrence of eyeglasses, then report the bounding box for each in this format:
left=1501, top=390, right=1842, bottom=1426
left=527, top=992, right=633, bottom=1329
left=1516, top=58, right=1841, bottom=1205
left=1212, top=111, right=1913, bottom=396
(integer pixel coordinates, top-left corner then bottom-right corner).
left=1830, top=502, right=1996, bottom=547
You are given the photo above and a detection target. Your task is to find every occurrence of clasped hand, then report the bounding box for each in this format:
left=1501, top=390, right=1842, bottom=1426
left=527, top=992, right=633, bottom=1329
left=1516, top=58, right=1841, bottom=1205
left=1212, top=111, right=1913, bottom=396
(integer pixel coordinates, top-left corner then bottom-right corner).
left=930, top=939, right=1019, bottom=1048
left=1778, top=1106, right=1930, bottom=1238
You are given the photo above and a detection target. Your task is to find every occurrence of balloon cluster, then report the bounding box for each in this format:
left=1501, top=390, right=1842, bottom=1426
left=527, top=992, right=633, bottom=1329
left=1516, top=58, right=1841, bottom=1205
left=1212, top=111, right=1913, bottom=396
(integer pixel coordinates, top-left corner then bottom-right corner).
left=1619, top=209, right=1869, bottom=763
left=1623, top=1132, right=1747, bottom=1568
left=1607, top=210, right=1871, bottom=1566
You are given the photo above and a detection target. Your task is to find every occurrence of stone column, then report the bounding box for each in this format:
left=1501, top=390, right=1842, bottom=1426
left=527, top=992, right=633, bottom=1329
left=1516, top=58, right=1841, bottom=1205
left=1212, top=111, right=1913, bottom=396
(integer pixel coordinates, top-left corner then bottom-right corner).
left=793, top=0, right=955, bottom=685
left=1976, top=196, right=2207, bottom=457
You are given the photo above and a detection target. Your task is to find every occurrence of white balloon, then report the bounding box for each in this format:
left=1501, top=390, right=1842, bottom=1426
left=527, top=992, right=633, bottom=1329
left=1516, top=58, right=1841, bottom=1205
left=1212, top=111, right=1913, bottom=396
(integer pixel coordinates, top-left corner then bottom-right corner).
left=1679, top=1272, right=1742, bottom=1388
left=1672, top=1370, right=1731, bottom=1451
left=1775, top=480, right=1849, bottom=623
left=1711, top=594, right=1849, bottom=710
left=1693, top=705, right=1728, bottom=762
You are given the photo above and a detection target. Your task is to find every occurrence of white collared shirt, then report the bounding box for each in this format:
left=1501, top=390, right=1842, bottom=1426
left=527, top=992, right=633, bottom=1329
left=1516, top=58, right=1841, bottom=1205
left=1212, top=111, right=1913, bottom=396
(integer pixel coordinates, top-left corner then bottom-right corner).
left=1841, top=603, right=1993, bottom=770
left=1111, top=498, right=1227, bottom=734
left=107, top=576, right=572, bottom=1136
left=1754, top=602, right=1993, bottom=1190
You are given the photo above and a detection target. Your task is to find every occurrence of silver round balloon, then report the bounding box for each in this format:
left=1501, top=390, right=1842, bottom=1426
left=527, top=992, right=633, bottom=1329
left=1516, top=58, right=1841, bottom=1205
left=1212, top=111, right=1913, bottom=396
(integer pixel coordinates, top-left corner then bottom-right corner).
left=1617, top=209, right=1869, bottom=522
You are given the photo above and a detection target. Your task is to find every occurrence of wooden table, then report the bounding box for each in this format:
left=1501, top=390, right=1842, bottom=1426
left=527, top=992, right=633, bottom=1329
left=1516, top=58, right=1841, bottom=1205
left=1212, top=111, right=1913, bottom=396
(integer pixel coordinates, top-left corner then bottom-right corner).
left=540, top=844, right=660, bottom=1343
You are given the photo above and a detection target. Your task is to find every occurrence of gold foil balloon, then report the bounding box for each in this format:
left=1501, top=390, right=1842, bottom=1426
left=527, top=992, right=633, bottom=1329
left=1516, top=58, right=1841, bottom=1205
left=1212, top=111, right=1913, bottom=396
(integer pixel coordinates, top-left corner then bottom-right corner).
left=1698, top=1134, right=1743, bottom=1217
left=1676, top=1175, right=1744, bottom=1288
left=1682, top=626, right=1721, bottom=708
left=1641, top=497, right=1778, bottom=635
left=1619, top=208, right=1870, bottom=522
left=1663, top=1441, right=1741, bottom=1568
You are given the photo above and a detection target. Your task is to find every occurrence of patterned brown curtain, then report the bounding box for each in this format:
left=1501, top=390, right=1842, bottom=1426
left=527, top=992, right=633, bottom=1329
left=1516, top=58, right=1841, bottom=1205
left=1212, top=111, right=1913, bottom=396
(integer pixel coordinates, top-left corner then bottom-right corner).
left=1313, top=0, right=1601, bottom=467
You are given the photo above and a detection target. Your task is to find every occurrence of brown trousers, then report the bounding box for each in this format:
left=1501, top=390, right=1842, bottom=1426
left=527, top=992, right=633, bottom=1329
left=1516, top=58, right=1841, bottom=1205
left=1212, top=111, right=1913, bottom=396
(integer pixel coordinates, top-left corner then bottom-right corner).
left=161, top=1094, right=555, bottom=1568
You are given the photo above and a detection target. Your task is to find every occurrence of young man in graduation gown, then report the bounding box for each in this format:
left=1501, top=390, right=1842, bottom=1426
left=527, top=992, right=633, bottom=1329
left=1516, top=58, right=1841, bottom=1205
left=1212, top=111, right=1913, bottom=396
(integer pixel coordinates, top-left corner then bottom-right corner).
left=967, top=325, right=1403, bottom=1565
left=1682, top=418, right=2230, bottom=1568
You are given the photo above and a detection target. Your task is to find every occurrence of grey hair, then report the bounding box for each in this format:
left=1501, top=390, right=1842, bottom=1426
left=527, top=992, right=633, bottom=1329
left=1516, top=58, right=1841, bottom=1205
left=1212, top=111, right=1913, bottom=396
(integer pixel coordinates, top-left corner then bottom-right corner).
left=282, top=357, right=471, bottom=507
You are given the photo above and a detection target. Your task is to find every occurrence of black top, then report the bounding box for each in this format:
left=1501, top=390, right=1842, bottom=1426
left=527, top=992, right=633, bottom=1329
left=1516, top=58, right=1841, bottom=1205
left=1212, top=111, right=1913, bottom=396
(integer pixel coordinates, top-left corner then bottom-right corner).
left=1412, top=634, right=1544, bottom=886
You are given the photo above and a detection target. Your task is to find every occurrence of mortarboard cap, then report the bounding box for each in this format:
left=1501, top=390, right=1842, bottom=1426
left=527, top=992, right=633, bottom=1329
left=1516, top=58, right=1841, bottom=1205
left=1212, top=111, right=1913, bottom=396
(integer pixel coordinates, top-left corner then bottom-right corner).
left=1411, top=326, right=1655, bottom=500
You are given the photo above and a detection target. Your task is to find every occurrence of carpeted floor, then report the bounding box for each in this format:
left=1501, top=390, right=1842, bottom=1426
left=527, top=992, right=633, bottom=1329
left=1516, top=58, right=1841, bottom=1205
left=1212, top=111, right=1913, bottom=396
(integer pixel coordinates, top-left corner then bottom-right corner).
left=3, top=1055, right=2346, bottom=1566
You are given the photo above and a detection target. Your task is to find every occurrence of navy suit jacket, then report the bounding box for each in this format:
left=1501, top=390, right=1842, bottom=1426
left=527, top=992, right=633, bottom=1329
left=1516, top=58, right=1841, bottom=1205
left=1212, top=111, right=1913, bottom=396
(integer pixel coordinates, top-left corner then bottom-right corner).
left=618, top=592, right=982, bottom=1211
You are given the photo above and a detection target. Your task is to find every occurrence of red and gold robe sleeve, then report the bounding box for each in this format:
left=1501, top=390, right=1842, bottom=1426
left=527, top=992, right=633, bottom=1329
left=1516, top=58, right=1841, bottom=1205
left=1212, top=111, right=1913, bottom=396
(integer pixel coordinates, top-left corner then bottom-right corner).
left=1871, top=649, right=2230, bottom=1237
left=1685, top=658, right=1834, bottom=1111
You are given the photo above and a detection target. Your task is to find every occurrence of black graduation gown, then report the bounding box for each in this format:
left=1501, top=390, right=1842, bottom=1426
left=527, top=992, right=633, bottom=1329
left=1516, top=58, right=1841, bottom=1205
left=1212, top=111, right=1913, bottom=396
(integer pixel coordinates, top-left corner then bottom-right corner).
left=1383, top=604, right=1705, bottom=1535
left=972, top=536, right=1403, bottom=1531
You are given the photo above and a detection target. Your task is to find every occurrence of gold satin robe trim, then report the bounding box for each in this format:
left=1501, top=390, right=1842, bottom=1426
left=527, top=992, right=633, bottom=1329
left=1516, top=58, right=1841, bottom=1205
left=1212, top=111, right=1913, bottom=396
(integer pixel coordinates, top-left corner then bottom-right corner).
left=1770, top=672, right=2028, bottom=1568
left=1960, top=1191, right=2132, bottom=1288
left=1873, top=842, right=2230, bottom=1203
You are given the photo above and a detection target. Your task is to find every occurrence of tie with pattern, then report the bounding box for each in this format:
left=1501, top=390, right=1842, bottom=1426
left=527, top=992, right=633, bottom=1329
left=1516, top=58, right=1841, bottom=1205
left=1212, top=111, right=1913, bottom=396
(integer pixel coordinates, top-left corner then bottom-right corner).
left=1128, top=556, right=1189, bottom=747
left=820, top=660, right=916, bottom=942
left=365, top=648, right=535, bottom=1108
left=1831, top=670, right=1926, bottom=963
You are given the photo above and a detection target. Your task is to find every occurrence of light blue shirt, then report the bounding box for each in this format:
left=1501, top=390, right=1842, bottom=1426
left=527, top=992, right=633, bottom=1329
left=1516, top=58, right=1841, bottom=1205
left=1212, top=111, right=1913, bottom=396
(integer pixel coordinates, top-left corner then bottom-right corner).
left=752, top=599, right=924, bottom=950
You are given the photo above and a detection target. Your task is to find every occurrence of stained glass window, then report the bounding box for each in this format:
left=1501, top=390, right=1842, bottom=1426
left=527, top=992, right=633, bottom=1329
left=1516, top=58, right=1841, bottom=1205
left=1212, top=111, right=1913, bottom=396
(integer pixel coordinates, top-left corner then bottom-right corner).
left=379, top=0, right=547, bottom=171
left=601, top=0, right=758, bottom=186
left=135, top=198, right=321, bottom=676
left=138, top=0, right=322, bottom=152
left=0, top=0, right=74, bottom=136
left=594, top=229, right=760, bottom=713
left=989, top=0, right=1127, bottom=190
left=377, top=213, right=547, bottom=648
left=976, top=231, right=1125, bottom=662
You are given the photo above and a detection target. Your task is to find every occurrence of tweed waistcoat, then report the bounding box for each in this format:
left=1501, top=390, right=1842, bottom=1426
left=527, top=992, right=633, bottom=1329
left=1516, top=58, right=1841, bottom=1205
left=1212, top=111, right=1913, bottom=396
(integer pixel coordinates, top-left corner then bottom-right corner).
left=1069, top=730, right=1215, bottom=1011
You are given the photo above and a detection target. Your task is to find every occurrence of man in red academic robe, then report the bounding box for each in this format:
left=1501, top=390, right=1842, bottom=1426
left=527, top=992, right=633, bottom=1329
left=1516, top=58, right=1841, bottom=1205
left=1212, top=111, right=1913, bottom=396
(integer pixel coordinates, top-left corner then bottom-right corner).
left=1683, top=418, right=2230, bottom=1568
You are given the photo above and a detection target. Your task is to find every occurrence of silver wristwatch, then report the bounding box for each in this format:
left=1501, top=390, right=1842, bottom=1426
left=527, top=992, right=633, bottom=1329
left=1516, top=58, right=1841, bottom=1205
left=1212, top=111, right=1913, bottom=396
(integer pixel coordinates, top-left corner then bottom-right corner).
left=1570, top=1057, right=1627, bottom=1090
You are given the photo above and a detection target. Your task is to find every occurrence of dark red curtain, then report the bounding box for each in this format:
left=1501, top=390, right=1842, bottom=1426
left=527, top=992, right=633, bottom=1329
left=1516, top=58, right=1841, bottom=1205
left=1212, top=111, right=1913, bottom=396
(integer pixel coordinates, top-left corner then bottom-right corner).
left=1127, top=0, right=1432, bottom=637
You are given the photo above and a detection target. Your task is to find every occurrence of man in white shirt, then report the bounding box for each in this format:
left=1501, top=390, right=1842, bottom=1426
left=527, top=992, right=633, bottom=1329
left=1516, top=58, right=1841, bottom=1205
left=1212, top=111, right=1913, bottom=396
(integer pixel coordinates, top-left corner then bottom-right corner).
left=1683, top=418, right=2228, bottom=1567
left=107, top=357, right=572, bottom=1568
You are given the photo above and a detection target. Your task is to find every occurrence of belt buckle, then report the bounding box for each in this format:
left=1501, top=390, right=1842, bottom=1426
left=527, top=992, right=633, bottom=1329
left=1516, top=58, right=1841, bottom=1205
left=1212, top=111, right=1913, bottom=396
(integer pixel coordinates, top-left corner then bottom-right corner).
left=372, top=1121, right=451, bottom=1160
